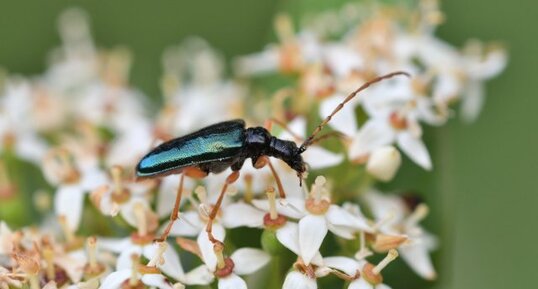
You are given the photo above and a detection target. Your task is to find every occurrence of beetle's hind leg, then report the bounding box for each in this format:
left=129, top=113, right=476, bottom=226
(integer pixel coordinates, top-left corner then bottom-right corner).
left=205, top=170, right=240, bottom=245
left=155, top=173, right=185, bottom=242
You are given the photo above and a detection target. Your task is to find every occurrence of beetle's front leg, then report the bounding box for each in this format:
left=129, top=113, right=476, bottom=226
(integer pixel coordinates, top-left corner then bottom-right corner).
left=252, top=156, right=286, bottom=199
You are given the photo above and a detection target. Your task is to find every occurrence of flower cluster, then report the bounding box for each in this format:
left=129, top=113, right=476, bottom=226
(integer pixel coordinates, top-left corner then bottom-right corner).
left=0, top=1, right=505, bottom=289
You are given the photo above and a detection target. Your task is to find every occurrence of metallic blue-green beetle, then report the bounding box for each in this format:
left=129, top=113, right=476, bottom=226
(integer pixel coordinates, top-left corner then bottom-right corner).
left=136, top=119, right=306, bottom=179
left=135, top=72, right=409, bottom=181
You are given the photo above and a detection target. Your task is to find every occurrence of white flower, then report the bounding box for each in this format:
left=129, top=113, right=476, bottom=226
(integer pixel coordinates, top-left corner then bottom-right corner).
left=324, top=250, right=399, bottom=289
left=282, top=271, right=318, bottom=289
left=99, top=240, right=184, bottom=283
left=363, top=190, right=437, bottom=280
left=183, top=247, right=270, bottom=289
left=253, top=176, right=372, bottom=265
left=460, top=41, right=507, bottom=122
left=348, top=78, right=433, bottom=170
left=44, top=149, right=107, bottom=231
left=0, top=79, right=48, bottom=164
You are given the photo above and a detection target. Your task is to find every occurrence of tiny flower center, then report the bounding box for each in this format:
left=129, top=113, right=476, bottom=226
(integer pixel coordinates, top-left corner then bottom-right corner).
left=263, top=213, right=287, bottom=230
left=214, top=257, right=235, bottom=278
left=363, top=249, right=399, bottom=285
left=389, top=111, right=408, bottom=130
left=305, top=198, right=330, bottom=215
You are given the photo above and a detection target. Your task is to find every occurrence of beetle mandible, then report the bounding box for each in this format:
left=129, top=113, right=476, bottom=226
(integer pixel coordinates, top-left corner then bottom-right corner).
left=136, top=71, right=409, bottom=242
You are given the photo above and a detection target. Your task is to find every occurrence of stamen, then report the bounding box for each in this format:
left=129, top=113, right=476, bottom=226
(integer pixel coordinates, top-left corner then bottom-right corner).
left=310, top=176, right=327, bottom=203
left=147, top=242, right=167, bottom=267
left=243, top=174, right=253, bottom=203
left=130, top=254, right=140, bottom=285
left=405, top=203, right=429, bottom=227
left=42, top=241, right=55, bottom=281
left=87, top=236, right=98, bottom=270
left=133, top=203, right=148, bottom=237
left=275, top=13, right=294, bottom=43
left=198, top=204, right=211, bottom=221
left=58, top=215, right=75, bottom=244
left=355, top=231, right=373, bottom=260
left=213, top=242, right=226, bottom=270
left=266, top=187, right=278, bottom=220
left=372, top=249, right=399, bottom=275
left=111, top=166, right=124, bottom=197
left=194, top=186, right=207, bottom=205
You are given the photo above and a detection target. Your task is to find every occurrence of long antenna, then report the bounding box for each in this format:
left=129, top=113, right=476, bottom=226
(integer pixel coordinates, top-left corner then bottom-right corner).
left=298, top=71, right=411, bottom=154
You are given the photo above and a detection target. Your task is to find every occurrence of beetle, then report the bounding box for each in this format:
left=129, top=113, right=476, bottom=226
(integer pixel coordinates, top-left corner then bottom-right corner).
left=136, top=71, right=409, bottom=242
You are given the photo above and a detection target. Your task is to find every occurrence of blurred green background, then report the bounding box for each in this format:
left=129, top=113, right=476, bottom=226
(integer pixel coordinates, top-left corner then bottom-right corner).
left=0, top=1, right=535, bottom=289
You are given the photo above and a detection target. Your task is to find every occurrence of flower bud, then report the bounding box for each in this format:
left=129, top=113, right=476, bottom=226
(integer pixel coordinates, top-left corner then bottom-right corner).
left=366, top=146, right=401, bottom=182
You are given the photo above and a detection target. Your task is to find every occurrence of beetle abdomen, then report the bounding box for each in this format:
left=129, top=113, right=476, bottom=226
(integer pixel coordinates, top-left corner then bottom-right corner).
left=136, top=120, right=246, bottom=178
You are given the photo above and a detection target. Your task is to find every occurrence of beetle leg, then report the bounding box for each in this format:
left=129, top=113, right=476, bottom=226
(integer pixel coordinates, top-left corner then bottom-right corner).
left=205, top=171, right=240, bottom=245
left=253, top=156, right=287, bottom=199
left=155, top=173, right=185, bottom=242
left=183, top=166, right=208, bottom=179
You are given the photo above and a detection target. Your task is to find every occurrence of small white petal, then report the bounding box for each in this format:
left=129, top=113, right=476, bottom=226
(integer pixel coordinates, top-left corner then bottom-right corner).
left=349, top=120, right=394, bottom=160
left=119, top=198, right=150, bottom=228
left=231, top=248, right=271, bottom=275
left=252, top=197, right=306, bottom=219
left=218, top=274, right=247, bottom=289
left=302, top=146, right=344, bottom=170
left=164, top=211, right=203, bottom=237
left=54, top=185, right=85, bottom=231
left=197, top=223, right=226, bottom=271
left=323, top=256, right=361, bottom=277
left=276, top=222, right=300, bottom=254
left=320, top=94, right=358, bottom=136
left=280, top=117, right=307, bottom=140
left=399, top=244, right=437, bottom=280
left=376, top=283, right=392, bottom=289
left=183, top=265, right=214, bottom=285
left=326, top=223, right=355, bottom=239
left=143, top=242, right=185, bottom=281
left=282, top=271, right=317, bottom=289
left=98, top=237, right=131, bottom=253
left=348, top=278, right=373, bottom=289
left=222, top=202, right=265, bottom=228
left=79, top=167, right=107, bottom=191
left=141, top=274, right=174, bottom=289
left=55, top=250, right=87, bottom=282
left=362, top=191, right=406, bottom=229
left=326, top=205, right=373, bottom=232
left=116, top=246, right=142, bottom=270
left=99, top=269, right=131, bottom=289
left=299, top=215, right=328, bottom=265
left=461, top=81, right=485, bottom=123
left=396, top=132, right=432, bottom=170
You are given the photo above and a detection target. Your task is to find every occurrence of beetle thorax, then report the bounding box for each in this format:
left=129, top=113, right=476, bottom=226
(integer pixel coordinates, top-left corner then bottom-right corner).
left=244, top=127, right=306, bottom=174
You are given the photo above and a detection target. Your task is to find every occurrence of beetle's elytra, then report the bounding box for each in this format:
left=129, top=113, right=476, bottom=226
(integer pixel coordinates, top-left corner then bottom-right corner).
left=136, top=119, right=306, bottom=179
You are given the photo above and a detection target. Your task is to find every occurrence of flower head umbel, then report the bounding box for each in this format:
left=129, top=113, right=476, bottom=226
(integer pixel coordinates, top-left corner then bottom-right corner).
left=0, top=2, right=506, bottom=289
